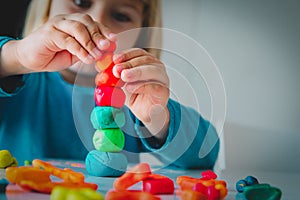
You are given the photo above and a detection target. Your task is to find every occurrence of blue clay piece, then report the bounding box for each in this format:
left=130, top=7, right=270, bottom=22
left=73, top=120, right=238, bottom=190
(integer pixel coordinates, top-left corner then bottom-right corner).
left=85, top=150, right=127, bottom=177
left=0, top=178, right=8, bottom=193
left=245, top=175, right=259, bottom=186
left=236, top=179, right=247, bottom=193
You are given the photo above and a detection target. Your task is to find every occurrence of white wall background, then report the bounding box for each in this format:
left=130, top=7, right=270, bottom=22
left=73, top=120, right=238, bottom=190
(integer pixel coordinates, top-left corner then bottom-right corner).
left=161, top=0, right=300, bottom=172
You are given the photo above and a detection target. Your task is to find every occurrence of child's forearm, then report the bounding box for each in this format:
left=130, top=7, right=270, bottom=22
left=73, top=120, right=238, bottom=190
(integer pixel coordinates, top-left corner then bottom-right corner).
left=143, top=106, right=170, bottom=141
left=0, top=40, right=30, bottom=77
left=137, top=99, right=220, bottom=169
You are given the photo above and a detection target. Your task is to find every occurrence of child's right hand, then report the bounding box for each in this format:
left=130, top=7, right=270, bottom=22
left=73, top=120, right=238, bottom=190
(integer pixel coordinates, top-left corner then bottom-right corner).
left=1, top=13, right=115, bottom=75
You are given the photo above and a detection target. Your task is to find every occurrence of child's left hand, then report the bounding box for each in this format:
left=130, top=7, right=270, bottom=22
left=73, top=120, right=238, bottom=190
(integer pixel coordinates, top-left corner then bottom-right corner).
left=113, top=48, right=170, bottom=138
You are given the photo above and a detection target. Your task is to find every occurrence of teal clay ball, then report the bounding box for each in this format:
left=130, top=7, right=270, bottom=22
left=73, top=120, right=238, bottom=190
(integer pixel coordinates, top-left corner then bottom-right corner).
left=90, top=106, right=125, bottom=129
left=85, top=150, right=127, bottom=177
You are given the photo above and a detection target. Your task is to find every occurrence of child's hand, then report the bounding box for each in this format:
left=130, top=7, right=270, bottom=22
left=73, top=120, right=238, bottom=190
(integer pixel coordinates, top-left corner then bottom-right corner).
left=15, top=13, right=115, bottom=72
left=113, top=48, right=170, bottom=138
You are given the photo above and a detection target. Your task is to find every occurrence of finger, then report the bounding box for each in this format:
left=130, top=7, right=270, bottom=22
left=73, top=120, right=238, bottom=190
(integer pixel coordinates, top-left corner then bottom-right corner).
left=125, top=81, right=169, bottom=96
left=124, top=82, right=170, bottom=108
left=64, top=13, right=116, bottom=47
left=121, top=64, right=170, bottom=87
left=113, top=48, right=152, bottom=64
left=113, top=54, right=162, bottom=78
left=51, top=30, right=94, bottom=64
left=118, top=54, right=160, bottom=69
left=97, top=23, right=117, bottom=51
left=45, top=51, right=81, bottom=71
left=53, top=18, right=102, bottom=60
left=54, top=14, right=115, bottom=57
left=68, top=13, right=105, bottom=47
left=97, top=23, right=117, bottom=41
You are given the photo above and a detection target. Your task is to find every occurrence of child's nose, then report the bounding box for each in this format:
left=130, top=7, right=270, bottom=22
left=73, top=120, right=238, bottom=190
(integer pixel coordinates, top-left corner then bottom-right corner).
left=88, top=8, right=107, bottom=25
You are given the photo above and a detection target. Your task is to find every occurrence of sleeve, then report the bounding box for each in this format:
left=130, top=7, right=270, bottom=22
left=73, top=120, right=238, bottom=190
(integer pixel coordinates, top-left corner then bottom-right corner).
left=134, top=98, right=220, bottom=169
left=0, top=36, right=26, bottom=97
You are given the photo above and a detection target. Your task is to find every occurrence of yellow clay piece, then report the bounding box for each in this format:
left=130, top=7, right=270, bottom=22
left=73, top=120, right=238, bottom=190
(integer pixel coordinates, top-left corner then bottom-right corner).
left=0, top=150, right=17, bottom=168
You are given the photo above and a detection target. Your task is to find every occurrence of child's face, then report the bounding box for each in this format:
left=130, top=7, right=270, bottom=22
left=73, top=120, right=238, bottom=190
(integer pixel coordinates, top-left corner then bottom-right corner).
left=49, top=0, right=144, bottom=34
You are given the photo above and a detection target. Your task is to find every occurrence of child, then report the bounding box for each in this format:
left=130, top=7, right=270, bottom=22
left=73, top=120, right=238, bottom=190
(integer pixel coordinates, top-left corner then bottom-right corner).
left=0, top=0, right=219, bottom=168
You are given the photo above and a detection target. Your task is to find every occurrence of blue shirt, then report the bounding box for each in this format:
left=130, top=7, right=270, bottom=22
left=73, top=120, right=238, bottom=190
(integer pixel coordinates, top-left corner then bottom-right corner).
left=0, top=72, right=219, bottom=168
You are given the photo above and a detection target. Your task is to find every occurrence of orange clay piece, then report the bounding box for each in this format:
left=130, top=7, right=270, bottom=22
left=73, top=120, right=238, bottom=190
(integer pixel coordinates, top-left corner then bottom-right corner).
left=32, top=159, right=84, bottom=183
left=177, top=176, right=218, bottom=190
left=177, top=174, right=228, bottom=200
left=95, top=53, right=114, bottom=72
left=106, top=190, right=161, bottom=200
left=113, top=162, right=152, bottom=191
left=176, top=175, right=198, bottom=184
left=6, top=160, right=98, bottom=194
left=18, top=180, right=98, bottom=194
left=180, top=190, right=207, bottom=200
left=5, top=166, right=51, bottom=184
left=176, top=176, right=201, bottom=190
left=214, top=180, right=227, bottom=187
left=214, top=183, right=228, bottom=199
left=94, top=63, right=125, bottom=87
left=200, top=180, right=215, bottom=187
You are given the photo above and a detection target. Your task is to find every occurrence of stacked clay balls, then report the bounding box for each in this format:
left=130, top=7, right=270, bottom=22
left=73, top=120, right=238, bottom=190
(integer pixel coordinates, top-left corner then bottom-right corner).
left=85, top=43, right=128, bottom=177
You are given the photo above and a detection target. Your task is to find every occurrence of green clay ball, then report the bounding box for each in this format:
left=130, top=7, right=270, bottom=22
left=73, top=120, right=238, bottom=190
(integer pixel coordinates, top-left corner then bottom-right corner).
left=90, top=106, right=125, bottom=129
left=24, top=160, right=31, bottom=166
left=66, top=190, right=104, bottom=200
left=93, top=129, right=125, bottom=152
left=50, top=186, right=68, bottom=200
left=78, top=188, right=104, bottom=200
left=244, top=184, right=282, bottom=200
left=0, top=150, right=14, bottom=168
left=65, top=191, right=84, bottom=200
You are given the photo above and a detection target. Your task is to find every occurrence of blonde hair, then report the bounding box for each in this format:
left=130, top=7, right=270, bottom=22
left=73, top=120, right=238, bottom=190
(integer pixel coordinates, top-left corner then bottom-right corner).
left=23, top=0, right=162, bottom=58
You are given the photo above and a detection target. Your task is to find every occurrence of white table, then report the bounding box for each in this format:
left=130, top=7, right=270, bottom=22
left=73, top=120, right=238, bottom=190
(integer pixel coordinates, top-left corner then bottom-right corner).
left=2, top=159, right=294, bottom=200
